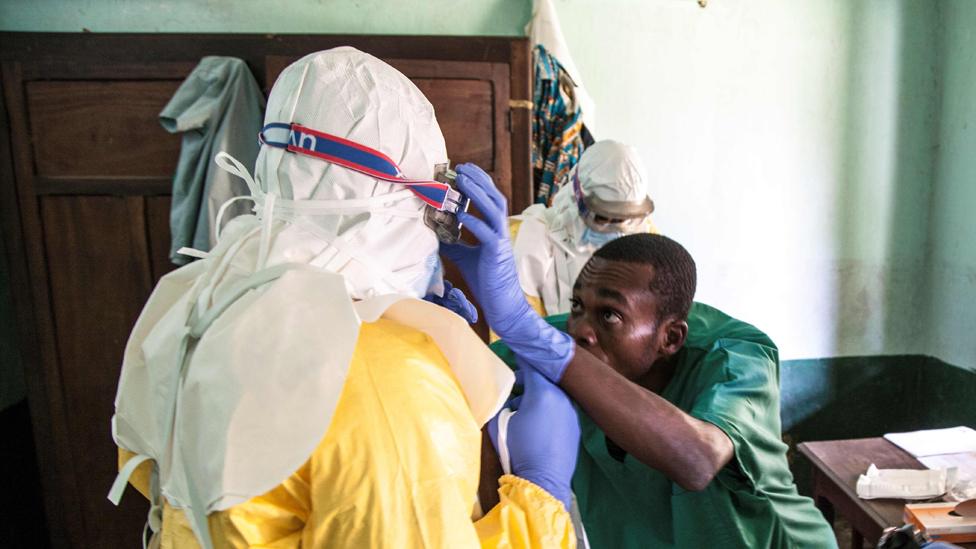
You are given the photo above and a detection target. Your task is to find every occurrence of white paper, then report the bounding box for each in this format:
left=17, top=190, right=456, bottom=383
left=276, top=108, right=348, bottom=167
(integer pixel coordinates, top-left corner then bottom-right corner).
left=856, top=463, right=949, bottom=500
left=920, top=452, right=976, bottom=480
left=884, top=426, right=976, bottom=458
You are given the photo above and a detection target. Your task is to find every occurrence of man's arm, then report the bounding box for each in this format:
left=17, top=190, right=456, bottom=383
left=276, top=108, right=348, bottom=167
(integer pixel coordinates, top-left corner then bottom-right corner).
left=437, top=166, right=729, bottom=490
left=560, top=346, right=733, bottom=491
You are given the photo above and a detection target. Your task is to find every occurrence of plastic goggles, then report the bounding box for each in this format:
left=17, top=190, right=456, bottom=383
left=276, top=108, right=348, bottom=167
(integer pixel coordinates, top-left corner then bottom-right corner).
left=572, top=173, right=654, bottom=234
left=260, top=122, right=470, bottom=243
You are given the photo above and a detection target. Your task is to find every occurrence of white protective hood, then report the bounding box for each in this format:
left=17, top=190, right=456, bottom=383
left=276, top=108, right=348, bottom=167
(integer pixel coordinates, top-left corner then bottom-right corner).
left=111, top=47, right=514, bottom=549
left=573, top=139, right=650, bottom=206
left=254, top=46, right=449, bottom=300
left=539, top=140, right=652, bottom=250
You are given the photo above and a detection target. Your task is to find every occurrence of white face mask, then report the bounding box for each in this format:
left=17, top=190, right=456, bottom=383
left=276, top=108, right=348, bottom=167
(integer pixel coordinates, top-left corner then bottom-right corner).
left=579, top=227, right=623, bottom=249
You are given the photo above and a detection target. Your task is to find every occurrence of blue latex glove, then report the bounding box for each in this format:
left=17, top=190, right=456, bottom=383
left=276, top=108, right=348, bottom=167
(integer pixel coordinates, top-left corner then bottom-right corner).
left=487, top=366, right=580, bottom=509
left=423, top=280, right=478, bottom=324
left=440, top=163, right=574, bottom=382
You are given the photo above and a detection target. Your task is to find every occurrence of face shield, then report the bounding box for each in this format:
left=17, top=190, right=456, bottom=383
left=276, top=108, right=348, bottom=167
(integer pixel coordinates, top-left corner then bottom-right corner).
left=569, top=140, right=654, bottom=235
left=573, top=171, right=654, bottom=234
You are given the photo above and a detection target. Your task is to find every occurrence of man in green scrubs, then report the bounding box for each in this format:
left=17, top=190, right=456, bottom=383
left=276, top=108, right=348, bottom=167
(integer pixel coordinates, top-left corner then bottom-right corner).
left=491, top=234, right=837, bottom=548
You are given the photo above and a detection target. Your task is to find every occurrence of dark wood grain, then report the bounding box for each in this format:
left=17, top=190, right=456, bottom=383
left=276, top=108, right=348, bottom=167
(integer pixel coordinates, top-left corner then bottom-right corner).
left=413, top=77, right=494, bottom=168
left=27, top=80, right=183, bottom=177
left=508, top=39, right=532, bottom=213
left=40, top=196, right=155, bottom=547
left=2, top=59, right=79, bottom=547
left=1, top=34, right=524, bottom=86
left=35, top=176, right=173, bottom=196
left=146, top=196, right=176, bottom=283
left=487, top=62, right=512, bottom=204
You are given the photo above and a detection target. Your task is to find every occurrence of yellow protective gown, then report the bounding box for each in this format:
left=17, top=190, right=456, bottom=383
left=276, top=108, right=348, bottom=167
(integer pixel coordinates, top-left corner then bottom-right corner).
left=119, top=317, right=575, bottom=548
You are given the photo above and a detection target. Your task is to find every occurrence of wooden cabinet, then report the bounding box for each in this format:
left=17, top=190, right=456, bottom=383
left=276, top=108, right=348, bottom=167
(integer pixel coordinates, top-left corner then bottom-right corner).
left=0, top=32, right=530, bottom=548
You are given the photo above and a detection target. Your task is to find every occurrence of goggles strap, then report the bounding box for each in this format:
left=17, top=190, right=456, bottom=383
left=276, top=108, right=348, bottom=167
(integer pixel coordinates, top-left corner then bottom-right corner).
left=214, top=152, right=424, bottom=262
left=260, top=122, right=464, bottom=213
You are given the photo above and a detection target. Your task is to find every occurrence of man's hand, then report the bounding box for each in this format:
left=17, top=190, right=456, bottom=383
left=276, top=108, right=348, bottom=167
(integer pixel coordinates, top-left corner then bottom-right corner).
left=439, top=163, right=525, bottom=334
left=423, top=280, right=478, bottom=324
left=440, top=163, right=574, bottom=382
left=487, top=367, right=580, bottom=509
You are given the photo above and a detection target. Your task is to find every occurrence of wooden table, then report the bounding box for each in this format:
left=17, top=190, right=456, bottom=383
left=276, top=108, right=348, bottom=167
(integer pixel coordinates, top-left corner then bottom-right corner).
left=798, top=437, right=975, bottom=549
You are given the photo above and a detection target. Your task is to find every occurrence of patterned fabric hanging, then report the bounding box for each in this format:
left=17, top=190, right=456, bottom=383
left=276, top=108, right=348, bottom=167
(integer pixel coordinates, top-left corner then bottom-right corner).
left=532, top=45, right=586, bottom=205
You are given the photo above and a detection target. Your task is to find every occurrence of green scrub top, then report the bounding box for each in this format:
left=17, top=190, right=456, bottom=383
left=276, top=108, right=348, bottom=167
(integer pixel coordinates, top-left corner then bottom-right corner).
left=491, top=303, right=837, bottom=549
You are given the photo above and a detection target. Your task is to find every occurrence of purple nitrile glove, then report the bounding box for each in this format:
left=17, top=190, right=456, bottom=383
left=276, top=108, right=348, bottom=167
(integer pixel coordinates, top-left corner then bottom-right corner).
left=440, top=163, right=574, bottom=382
left=423, top=279, right=478, bottom=324
left=487, top=366, right=580, bottom=509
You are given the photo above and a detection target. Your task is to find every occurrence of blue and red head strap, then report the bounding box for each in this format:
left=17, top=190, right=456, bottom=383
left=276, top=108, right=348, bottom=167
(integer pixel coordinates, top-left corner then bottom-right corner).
left=260, top=122, right=465, bottom=213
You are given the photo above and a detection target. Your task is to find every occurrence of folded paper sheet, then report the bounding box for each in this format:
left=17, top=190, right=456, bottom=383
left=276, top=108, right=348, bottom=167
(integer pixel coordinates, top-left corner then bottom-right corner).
left=856, top=464, right=954, bottom=500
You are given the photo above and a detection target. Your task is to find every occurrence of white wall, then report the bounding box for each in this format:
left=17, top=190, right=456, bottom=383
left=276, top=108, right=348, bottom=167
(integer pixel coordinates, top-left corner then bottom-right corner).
left=555, top=0, right=951, bottom=362
left=0, top=0, right=529, bottom=35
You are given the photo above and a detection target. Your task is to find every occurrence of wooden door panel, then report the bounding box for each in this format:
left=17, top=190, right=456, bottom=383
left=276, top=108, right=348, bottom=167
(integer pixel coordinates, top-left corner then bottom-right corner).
left=412, top=78, right=494, bottom=169
left=147, top=195, right=176, bottom=283
left=40, top=195, right=154, bottom=547
left=27, top=81, right=183, bottom=177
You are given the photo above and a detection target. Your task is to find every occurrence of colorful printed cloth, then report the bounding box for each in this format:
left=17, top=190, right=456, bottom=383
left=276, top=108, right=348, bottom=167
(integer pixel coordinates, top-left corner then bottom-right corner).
left=532, top=45, right=586, bottom=205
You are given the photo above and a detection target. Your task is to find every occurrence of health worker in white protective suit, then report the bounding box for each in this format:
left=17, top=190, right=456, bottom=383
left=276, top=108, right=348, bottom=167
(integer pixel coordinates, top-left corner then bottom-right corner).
left=511, top=140, right=657, bottom=317
left=109, top=47, right=579, bottom=549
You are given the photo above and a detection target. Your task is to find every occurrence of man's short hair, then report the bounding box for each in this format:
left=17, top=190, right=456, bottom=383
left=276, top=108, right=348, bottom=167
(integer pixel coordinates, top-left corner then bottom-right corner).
left=593, top=234, right=697, bottom=320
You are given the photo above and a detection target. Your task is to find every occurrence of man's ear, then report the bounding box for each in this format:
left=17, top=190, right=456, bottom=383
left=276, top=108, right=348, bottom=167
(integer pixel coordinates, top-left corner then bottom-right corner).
left=659, top=318, right=688, bottom=359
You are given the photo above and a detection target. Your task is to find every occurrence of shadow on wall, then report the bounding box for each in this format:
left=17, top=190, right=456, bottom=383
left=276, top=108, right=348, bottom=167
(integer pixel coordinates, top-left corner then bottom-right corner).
left=831, top=1, right=940, bottom=358
left=881, top=1, right=941, bottom=356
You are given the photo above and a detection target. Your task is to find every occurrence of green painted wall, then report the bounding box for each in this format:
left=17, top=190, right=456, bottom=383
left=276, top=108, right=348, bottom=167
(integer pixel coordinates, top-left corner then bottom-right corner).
left=927, top=1, right=976, bottom=370
left=0, top=0, right=530, bottom=35
left=0, top=0, right=972, bottom=368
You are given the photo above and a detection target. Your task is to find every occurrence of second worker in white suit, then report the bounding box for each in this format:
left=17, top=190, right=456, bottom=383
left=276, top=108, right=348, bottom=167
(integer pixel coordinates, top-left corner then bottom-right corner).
left=511, top=140, right=657, bottom=317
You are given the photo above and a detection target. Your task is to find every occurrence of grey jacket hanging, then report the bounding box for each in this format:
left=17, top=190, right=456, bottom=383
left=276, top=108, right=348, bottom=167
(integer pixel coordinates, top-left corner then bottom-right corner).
left=161, top=56, right=265, bottom=265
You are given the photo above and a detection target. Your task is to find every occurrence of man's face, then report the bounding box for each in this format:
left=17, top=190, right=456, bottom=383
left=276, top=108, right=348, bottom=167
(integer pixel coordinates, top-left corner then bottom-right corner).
left=567, top=257, right=666, bottom=382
